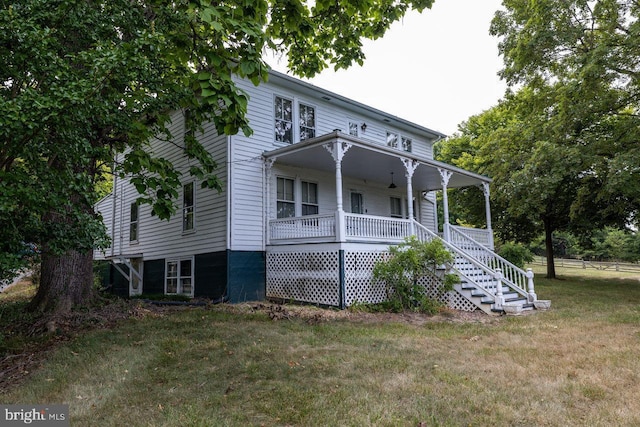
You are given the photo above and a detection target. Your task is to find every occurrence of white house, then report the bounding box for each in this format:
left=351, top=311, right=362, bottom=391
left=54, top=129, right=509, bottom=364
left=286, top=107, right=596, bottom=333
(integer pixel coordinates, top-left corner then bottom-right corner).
left=94, top=70, right=544, bottom=315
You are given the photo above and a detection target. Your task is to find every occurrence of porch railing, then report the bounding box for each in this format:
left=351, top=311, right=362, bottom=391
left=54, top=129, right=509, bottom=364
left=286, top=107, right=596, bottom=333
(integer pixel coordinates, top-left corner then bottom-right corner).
left=448, top=225, right=529, bottom=298
left=344, top=213, right=410, bottom=241
left=269, top=214, right=336, bottom=241
left=450, top=225, right=493, bottom=249
left=413, top=221, right=508, bottom=299
left=269, top=213, right=412, bottom=243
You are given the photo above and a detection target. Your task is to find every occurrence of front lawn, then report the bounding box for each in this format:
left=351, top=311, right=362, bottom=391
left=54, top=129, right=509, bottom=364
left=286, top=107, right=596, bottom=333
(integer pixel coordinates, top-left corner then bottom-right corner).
left=2, top=270, right=640, bottom=426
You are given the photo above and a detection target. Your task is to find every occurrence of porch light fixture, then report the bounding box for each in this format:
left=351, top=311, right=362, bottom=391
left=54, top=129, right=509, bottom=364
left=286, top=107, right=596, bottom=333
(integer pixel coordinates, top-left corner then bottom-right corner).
left=360, top=122, right=367, bottom=132
left=388, top=172, right=397, bottom=189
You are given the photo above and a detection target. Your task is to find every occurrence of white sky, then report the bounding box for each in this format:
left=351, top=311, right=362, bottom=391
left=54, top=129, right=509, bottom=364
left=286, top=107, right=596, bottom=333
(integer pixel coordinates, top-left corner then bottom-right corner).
left=268, top=0, right=507, bottom=136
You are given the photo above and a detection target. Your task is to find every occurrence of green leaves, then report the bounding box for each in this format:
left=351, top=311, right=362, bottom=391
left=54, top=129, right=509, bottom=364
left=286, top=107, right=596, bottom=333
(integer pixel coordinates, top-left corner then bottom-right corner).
left=372, top=237, right=457, bottom=313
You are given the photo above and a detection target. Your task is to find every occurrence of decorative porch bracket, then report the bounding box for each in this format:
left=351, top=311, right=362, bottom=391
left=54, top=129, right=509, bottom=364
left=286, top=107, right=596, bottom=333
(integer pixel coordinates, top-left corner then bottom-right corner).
left=480, top=182, right=494, bottom=249
left=401, top=158, right=419, bottom=235
left=324, top=140, right=352, bottom=241
left=438, top=168, right=453, bottom=242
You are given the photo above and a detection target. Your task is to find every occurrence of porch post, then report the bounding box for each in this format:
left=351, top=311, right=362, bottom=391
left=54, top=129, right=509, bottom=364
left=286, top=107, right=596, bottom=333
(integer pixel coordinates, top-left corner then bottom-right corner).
left=401, top=158, right=419, bottom=235
left=438, top=168, right=453, bottom=242
left=324, top=140, right=352, bottom=242
left=481, top=182, right=494, bottom=249
left=265, top=158, right=276, bottom=246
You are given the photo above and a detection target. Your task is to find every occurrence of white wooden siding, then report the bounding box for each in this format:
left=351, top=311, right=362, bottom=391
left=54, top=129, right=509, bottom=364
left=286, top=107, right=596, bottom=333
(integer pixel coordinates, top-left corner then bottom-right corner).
left=226, top=76, right=442, bottom=250
left=95, top=112, right=229, bottom=261
left=96, top=74, right=442, bottom=257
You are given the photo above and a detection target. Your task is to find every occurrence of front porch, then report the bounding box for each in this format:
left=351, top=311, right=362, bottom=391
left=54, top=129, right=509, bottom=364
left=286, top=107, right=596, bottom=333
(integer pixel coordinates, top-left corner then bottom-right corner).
left=263, top=132, right=543, bottom=314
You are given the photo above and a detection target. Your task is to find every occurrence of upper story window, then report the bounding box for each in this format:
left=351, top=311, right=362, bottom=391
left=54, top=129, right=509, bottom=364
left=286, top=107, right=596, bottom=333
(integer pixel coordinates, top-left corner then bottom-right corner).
left=183, top=182, right=195, bottom=232
left=348, top=121, right=359, bottom=137
left=275, top=96, right=293, bottom=144
left=274, top=96, right=318, bottom=144
left=386, top=132, right=398, bottom=149
left=387, top=131, right=412, bottom=153
left=301, top=181, right=318, bottom=216
left=402, top=136, right=412, bottom=152
left=299, top=103, right=316, bottom=140
left=276, top=177, right=295, bottom=218
left=129, top=202, right=139, bottom=242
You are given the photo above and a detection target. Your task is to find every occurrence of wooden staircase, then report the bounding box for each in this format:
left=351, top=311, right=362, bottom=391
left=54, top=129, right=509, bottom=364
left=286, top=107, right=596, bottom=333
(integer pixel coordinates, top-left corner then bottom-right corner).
left=413, top=222, right=544, bottom=315
left=453, top=257, right=533, bottom=315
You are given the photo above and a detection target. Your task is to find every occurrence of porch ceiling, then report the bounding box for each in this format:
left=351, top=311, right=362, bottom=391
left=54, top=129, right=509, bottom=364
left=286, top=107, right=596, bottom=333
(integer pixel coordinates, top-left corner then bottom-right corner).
left=264, top=132, right=490, bottom=192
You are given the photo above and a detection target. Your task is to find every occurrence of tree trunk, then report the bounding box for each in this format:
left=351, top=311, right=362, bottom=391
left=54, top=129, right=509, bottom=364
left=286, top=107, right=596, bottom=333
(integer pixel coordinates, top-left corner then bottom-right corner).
left=543, top=219, right=556, bottom=279
left=27, top=248, right=95, bottom=314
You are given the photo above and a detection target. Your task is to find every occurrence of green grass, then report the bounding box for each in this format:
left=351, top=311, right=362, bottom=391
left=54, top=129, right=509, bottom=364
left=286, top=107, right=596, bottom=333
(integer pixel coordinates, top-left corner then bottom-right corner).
left=3, top=269, right=640, bottom=426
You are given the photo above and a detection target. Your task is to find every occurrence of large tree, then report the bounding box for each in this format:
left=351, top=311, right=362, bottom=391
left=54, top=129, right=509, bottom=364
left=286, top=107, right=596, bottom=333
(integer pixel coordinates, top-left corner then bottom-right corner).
left=437, top=0, right=640, bottom=278
left=437, top=87, right=593, bottom=279
left=0, top=0, right=435, bottom=314
left=491, top=0, right=640, bottom=216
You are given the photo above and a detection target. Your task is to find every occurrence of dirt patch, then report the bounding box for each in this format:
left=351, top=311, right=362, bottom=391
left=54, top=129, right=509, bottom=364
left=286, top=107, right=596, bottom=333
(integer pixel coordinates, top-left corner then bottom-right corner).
left=234, top=302, right=499, bottom=325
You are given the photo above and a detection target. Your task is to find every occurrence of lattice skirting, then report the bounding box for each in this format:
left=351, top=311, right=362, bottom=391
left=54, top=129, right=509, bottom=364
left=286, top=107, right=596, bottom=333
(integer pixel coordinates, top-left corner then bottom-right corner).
left=266, top=251, right=341, bottom=306
left=266, top=249, right=478, bottom=312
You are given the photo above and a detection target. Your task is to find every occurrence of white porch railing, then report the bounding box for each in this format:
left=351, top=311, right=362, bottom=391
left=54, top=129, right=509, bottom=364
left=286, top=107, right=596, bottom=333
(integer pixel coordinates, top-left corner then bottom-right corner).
left=450, top=225, right=493, bottom=249
left=269, top=214, right=336, bottom=240
left=448, top=225, right=531, bottom=299
left=344, top=213, right=410, bottom=241
left=413, top=222, right=511, bottom=299
left=269, top=213, right=412, bottom=243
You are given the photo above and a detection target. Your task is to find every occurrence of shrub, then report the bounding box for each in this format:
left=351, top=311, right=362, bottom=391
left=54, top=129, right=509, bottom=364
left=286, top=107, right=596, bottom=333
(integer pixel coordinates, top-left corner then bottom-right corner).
left=497, top=242, right=533, bottom=268
left=372, top=236, right=459, bottom=314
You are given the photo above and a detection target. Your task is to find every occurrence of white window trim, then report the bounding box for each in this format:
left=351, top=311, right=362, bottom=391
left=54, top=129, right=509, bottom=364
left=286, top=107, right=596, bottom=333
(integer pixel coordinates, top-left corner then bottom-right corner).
left=348, top=120, right=360, bottom=137
left=129, top=202, right=139, bottom=243
left=276, top=176, right=296, bottom=218
left=273, top=94, right=318, bottom=145
left=275, top=176, right=322, bottom=217
left=298, top=102, right=317, bottom=141
left=390, top=196, right=403, bottom=219
left=301, top=180, right=319, bottom=216
left=386, top=129, right=413, bottom=153
left=182, top=181, right=196, bottom=233
left=164, top=257, right=195, bottom=297
left=350, top=190, right=365, bottom=214
left=274, top=95, right=294, bottom=144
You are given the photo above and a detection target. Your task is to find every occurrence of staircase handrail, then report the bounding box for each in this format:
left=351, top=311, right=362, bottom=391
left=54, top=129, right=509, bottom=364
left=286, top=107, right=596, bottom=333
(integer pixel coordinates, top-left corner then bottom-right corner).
left=448, top=226, right=529, bottom=298
left=412, top=222, right=505, bottom=301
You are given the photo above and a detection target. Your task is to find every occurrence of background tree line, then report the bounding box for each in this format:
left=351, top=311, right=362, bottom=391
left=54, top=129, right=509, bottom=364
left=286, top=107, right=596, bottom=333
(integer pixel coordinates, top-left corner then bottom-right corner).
left=436, top=0, right=640, bottom=278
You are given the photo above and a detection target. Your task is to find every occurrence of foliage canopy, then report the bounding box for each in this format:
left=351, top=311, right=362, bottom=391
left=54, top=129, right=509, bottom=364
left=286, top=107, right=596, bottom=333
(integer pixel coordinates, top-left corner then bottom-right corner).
left=0, top=0, right=434, bottom=291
